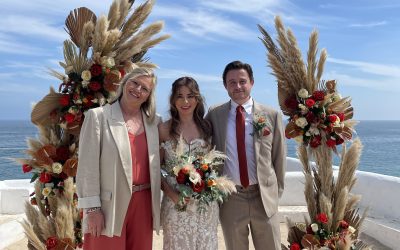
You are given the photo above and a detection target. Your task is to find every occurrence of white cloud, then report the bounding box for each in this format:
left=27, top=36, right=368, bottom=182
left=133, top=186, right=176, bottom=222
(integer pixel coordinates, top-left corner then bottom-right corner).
left=0, top=16, right=67, bottom=41
left=349, top=21, right=388, bottom=28
left=153, top=5, right=256, bottom=40
left=328, top=58, right=400, bottom=78
left=200, top=0, right=282, bottom=13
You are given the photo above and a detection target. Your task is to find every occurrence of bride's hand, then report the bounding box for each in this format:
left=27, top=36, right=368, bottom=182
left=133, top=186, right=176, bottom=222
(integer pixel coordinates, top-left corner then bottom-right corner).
left=162, top=181, right=190, bottom=204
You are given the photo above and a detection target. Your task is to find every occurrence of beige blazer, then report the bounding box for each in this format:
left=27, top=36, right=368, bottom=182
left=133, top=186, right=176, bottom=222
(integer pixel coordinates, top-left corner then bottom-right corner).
left=76, top=102, right=161, bottom=237
left=206, top=100, right=286, bottom=217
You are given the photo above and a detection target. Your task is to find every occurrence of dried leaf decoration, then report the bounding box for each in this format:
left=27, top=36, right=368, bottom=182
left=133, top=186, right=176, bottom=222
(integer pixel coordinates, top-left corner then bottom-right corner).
left=31, top=87, right=63, bottom=126
left=63, top=158, right=78, bottom=177
left=65, top=7, right=97, bottom=49
left=35, top=145, right=57, bottom=167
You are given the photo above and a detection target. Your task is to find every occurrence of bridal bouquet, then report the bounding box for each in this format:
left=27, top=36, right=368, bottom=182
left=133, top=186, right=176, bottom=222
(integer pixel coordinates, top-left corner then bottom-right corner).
left=164, top=138, right=236, bottom=212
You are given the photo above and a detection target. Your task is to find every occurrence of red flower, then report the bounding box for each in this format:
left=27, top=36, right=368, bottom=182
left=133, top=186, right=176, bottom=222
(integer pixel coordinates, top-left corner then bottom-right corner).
left=305, top=112, right=316, bottom=123
left=191, top=180, right=205, bottom=193
left=89, top=81, right=102, bottom=92
left=312, top=91, right=325, bottom=101
left=337, top=112, right=345, bottom=122
left=22, top=164, right=32, bottom=173
left=196, top=168, right=204, bottom=178
left=309, top=135, right=322, bottom=148
left=305, top=98, right=316, bottom=108
left=119, top=68, right=126, bottom=78
left=59, top=95, right=70, bottom=107
left=55, top=146, right=70, bottom=163
left=46, top=236, right=58, bottom=249
left=326, top=138, right=336, bottom=148
left=263, top=128, right=270, bottom=136
left=306, top=225, right=313, bottom=234
left=64, top=113, right=75, bottom=124
left=30, top=197, right=37, bottom=205
left=316, top=213, right=328, bottom=224
left=328, top=114, right=338, bottom=123
left=339, top=220, right=349, bottom=229
left=285, top=96, right=298, bottom=110
left=336, top=137, right=344, bottom=145
left=90, top=64, right=103, bottom=77
left=290, top=243, right=301, bottom=250
left=39, top=172, right=52, bottom=183
left=176, top=170, right=186, bottom=184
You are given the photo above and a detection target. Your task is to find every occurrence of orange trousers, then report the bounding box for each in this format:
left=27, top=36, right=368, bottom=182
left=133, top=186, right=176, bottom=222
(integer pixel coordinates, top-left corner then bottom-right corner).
left=83, top=189, right=153, bottom=250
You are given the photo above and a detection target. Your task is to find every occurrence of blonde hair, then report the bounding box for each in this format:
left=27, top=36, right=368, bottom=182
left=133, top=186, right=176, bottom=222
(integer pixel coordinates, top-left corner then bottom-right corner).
left=110, top=67, right=157, bottom=122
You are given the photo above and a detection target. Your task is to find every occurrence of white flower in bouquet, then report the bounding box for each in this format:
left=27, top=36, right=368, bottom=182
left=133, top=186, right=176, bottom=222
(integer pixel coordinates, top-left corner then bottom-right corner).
left=309, top=124, right=320, bottom=135
left=42, top=187, right=52, bottom=197
left=298, top=104, right=308, bottom=114
left=81, top=70, right=91, bottom=81
left=348, top=226, right=356, bottom=234
left=298, top=88, right=309, bottom=98
left=332, top=93, right=342, bottom=102
left=52, top=162, right=63, bottom=174
left=82, top=80, right=89, bottom=88
left=101, top=56, right=115, bottom=68
left=189, top=171, right=201, bottom=185
left=311, top=223, right=318, bottom=232
left=295, top=117, right=308, bottom=128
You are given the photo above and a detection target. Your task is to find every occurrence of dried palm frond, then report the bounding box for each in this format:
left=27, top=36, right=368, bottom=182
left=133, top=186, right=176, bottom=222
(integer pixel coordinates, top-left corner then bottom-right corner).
left=345, top=193, right=362, bottom=211
left=65, top=7, right=97, bottom=48
left=47, top=68, right=67, bottom=82
left=344, top=208, right=368, bottom=238
left=20, top=218, right=46, bottom=250
left=31, top=87, right=62, bottom=126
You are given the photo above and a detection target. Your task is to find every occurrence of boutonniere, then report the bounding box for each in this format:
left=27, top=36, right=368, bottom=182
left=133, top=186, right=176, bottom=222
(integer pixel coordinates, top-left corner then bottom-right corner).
left=251, top=113, right=271, bottom=137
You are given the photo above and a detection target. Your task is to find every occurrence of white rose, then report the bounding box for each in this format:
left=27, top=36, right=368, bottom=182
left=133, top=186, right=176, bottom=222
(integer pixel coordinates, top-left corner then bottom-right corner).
left=348, top=226, right=356, bottom=234
left=173, top=166, right=181, bottom=176
left=68, top=107, right=78, bottom=115
left=81, top=70, right=92, bottom=81
left=295, top=117, right=308, bottom=128
left=52, top=162, right=63, bottom=174
left=82, top=80, right=89, bottom=88
left=305, top=131, right=311, bottom=136
left=298, top=88, right=309, bottom=99
left=309, top=125, right=320, bottom=135
left=311, top=223, right=319, bottom=232
left=101, top=57, right=115, bottom=68
left=42, top=187, right=52, bottom=197
left=332, top=93, right=342, bottom=102
left=189, top=171, right=201, bottom=185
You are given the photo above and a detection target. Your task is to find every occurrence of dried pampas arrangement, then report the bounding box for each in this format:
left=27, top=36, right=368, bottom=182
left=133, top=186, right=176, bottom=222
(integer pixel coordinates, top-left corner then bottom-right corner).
left=259, top=16, right=369, bottom=249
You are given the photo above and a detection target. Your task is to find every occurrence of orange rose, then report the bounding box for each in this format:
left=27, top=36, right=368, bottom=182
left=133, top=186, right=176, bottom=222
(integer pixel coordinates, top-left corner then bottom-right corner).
left=181, top=166, right=190, bottom=174
left=201, top=164, right=209, bottom=171
left=207, top=179, right=216, bottom=187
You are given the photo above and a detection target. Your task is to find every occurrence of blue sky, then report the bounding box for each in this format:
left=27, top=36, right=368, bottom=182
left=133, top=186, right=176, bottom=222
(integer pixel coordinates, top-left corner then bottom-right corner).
left=1, top=0, right=400, bottom=120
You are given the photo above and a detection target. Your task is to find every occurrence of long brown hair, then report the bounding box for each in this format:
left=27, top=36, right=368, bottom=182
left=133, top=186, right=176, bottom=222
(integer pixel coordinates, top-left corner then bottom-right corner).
left=169, top=76, right=212, bottom=142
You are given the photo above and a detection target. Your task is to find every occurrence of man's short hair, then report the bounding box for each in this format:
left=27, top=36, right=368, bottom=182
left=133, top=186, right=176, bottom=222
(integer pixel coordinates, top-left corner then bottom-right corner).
left=222, top=60, right=254, bottom=85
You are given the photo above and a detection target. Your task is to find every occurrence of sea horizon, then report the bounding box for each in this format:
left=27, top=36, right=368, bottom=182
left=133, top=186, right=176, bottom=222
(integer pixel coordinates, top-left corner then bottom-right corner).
left=1, top=120, right=400, bottom=181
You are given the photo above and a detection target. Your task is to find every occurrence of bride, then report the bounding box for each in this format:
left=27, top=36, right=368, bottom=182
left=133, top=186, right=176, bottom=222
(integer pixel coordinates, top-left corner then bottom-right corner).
left=158, top=76, right=218, bottom=250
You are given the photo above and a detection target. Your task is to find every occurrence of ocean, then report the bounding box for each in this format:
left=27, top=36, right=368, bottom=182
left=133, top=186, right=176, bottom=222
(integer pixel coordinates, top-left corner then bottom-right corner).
left=0, top=120, right=399, bottom=181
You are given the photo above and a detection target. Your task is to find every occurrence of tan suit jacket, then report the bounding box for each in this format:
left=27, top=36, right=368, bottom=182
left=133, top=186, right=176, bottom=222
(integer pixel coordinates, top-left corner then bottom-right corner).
left=77, top=102, right=161, bottom=237
left=206, top=100, right=286, bottom=217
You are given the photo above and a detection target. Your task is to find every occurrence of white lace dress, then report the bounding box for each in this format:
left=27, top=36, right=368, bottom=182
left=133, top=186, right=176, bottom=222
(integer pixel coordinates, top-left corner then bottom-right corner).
left=160, top=139, right=219, bottom=250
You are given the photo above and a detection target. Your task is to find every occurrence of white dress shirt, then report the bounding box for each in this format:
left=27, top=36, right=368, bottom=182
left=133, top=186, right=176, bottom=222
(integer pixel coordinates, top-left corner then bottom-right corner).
left=224, top=98, right=258, bottom=186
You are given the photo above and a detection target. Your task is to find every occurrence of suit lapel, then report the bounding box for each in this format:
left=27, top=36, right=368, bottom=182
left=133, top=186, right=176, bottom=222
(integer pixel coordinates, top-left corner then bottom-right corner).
left=143, top=112, right=157, bottom=188
left=108, top=102, right=133, bottom=190
left=219, top=102, right=230, bottom=153
left=253, top=101, right=262, bottom=165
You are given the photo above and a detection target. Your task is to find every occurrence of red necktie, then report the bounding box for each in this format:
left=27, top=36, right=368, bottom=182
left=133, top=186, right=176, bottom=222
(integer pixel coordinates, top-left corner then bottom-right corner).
left=236, top=105, right=249, bottom=188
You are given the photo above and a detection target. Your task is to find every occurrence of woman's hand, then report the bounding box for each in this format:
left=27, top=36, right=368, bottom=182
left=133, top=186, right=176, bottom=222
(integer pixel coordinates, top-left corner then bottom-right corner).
left=162, top=179, right=189, bottom=205
left=86, top=209, right=104, bottom=237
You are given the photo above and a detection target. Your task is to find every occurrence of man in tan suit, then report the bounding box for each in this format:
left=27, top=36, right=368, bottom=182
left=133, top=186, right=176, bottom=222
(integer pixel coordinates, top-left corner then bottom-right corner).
left=206, top=61, right=286, bottom=250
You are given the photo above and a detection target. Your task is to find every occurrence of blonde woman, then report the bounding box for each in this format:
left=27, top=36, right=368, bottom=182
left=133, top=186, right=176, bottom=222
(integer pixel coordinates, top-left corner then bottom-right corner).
left=77, top=67, right=161, bottom=250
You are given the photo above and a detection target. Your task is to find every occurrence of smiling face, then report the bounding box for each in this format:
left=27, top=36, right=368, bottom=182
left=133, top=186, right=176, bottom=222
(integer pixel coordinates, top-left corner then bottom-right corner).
left=121, top=75, right=153, bottom=107
left=174, top=85, right=198, bottom=117
left=224, top=69, right=254, bottom=105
